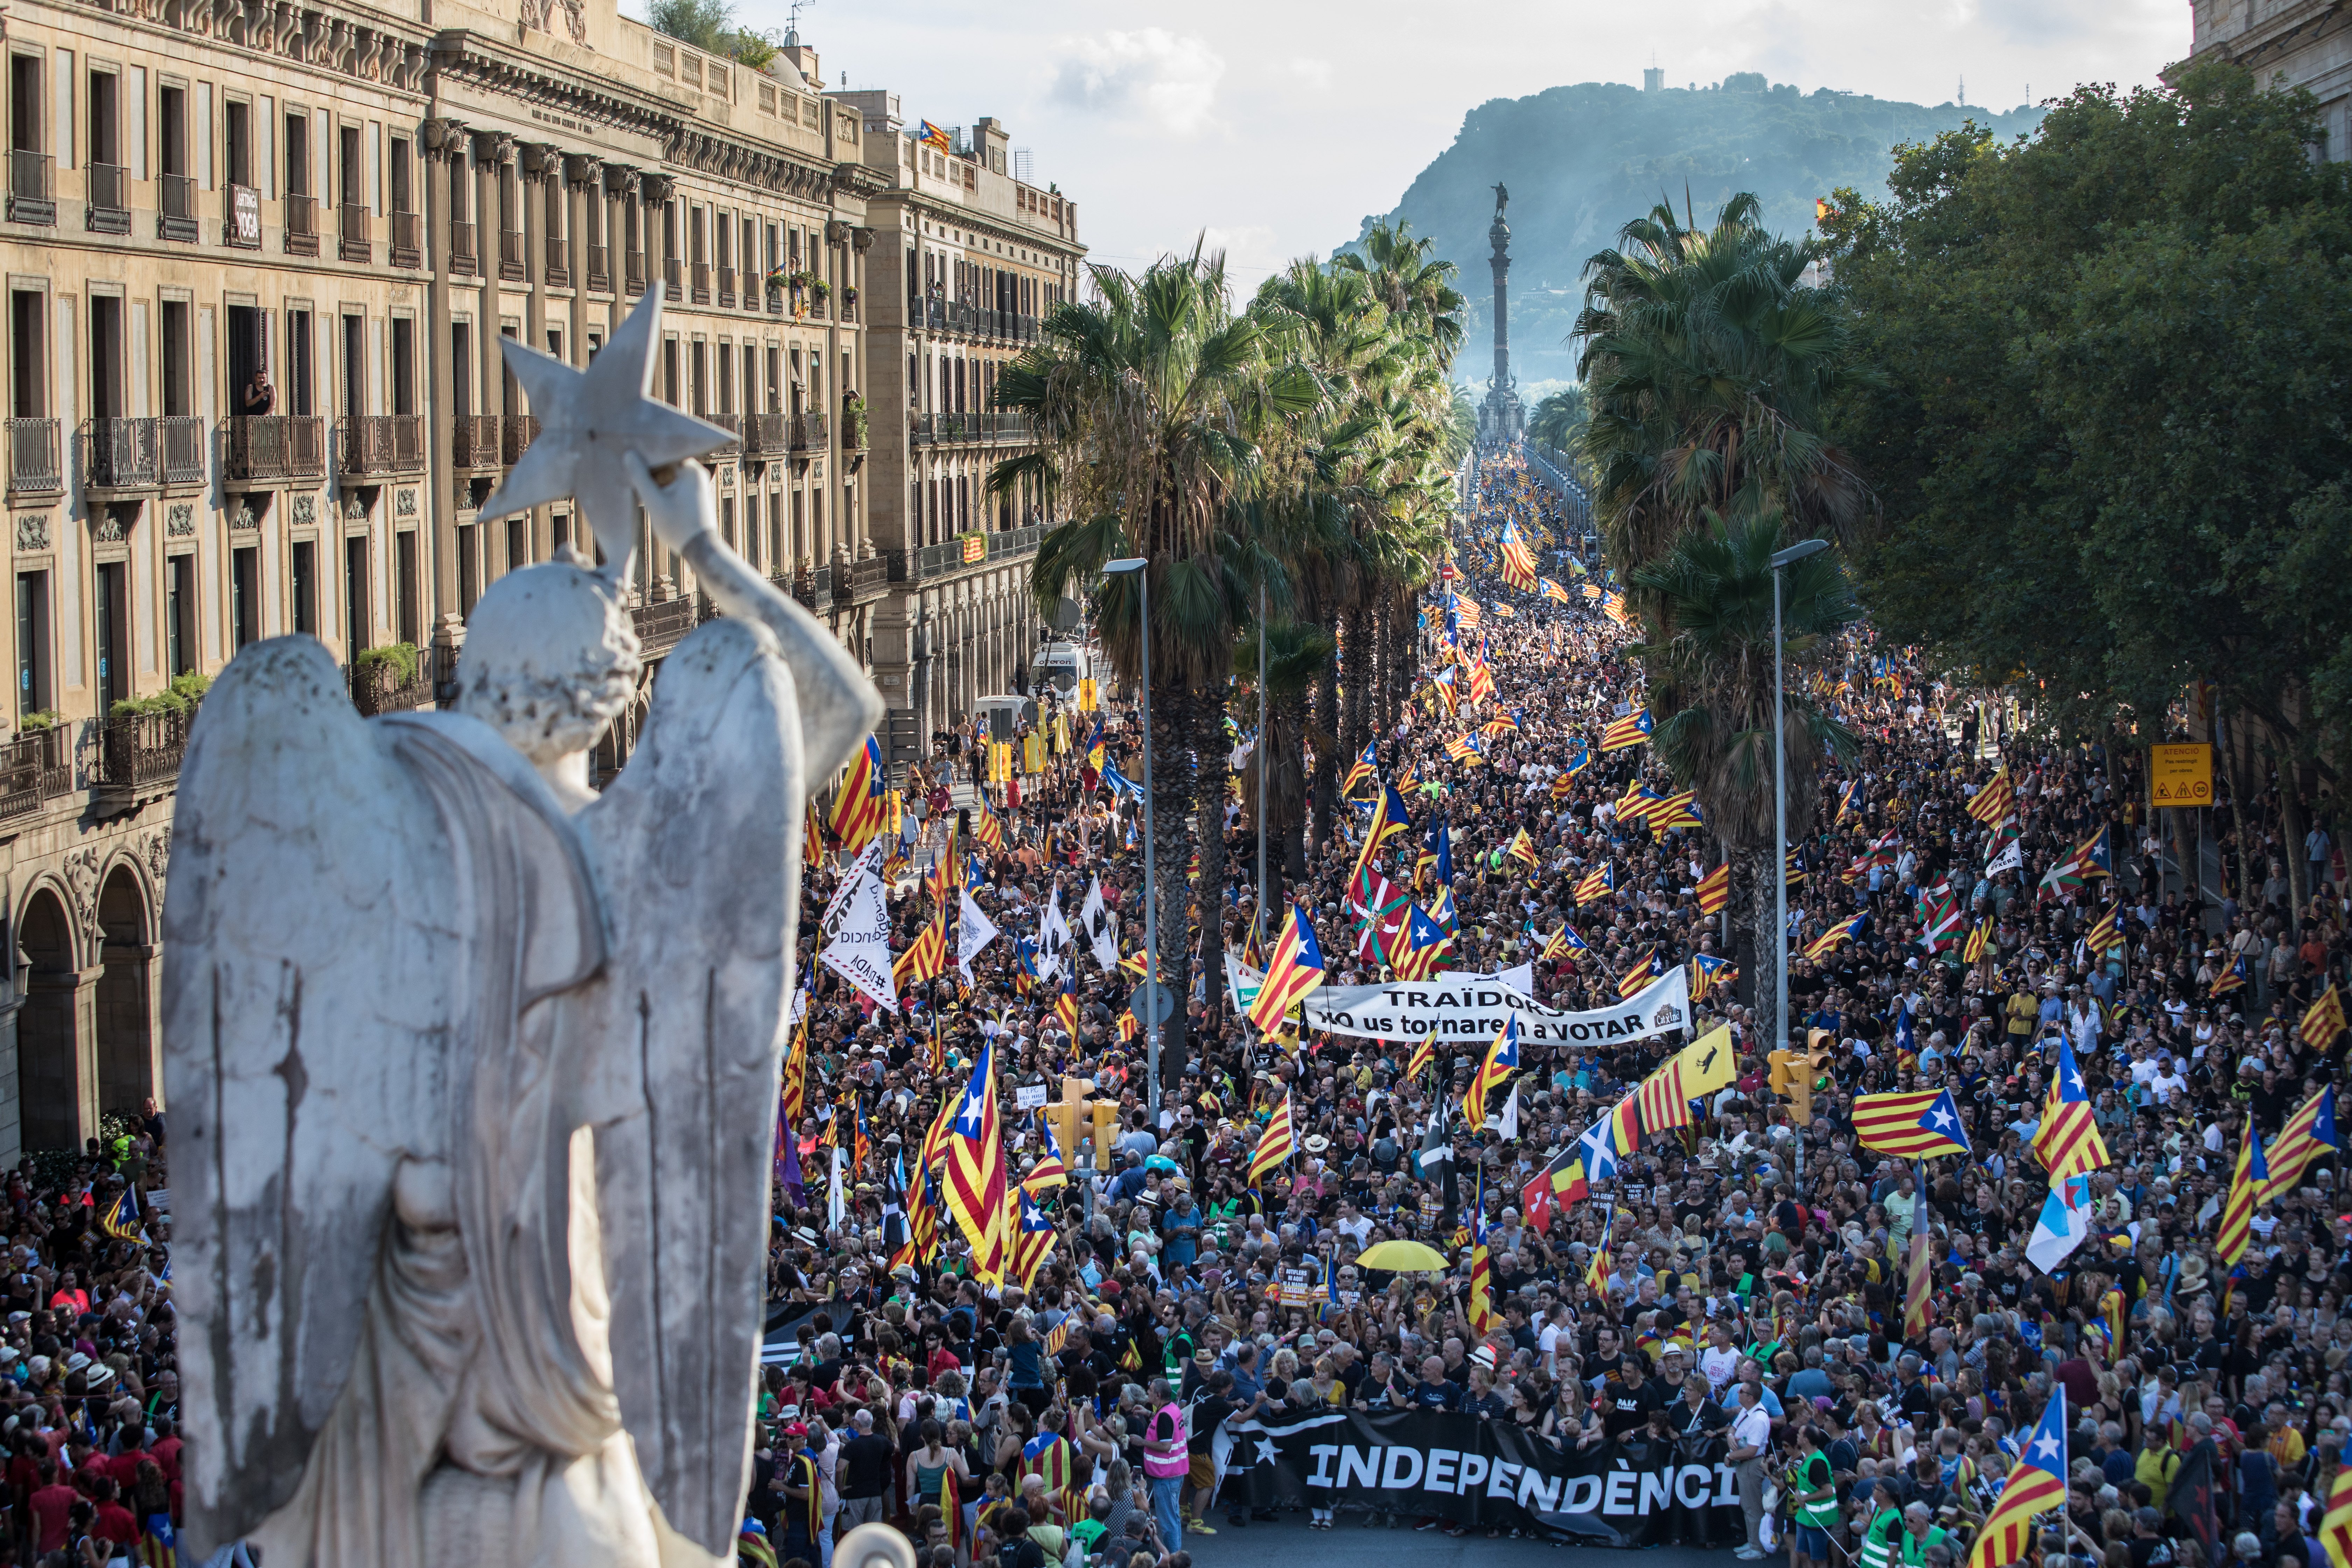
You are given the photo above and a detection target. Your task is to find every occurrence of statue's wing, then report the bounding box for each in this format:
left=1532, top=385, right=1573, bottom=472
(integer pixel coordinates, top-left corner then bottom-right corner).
left=161, top=637, right=465, bottom=1552
left=579, top=617, right=802, bottom=1556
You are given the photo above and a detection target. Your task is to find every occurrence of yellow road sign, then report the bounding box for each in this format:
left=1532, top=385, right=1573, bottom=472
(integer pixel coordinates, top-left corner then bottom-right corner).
left=2149, top=743, right=2213, bottom=807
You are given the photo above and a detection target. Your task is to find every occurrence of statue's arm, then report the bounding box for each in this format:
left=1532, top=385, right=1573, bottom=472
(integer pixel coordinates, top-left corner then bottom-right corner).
left=625, top=452, right=883, bottom=783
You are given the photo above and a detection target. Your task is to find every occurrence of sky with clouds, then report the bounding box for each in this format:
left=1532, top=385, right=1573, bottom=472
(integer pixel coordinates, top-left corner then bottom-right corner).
left=721, top=0, right=2189, bottom=290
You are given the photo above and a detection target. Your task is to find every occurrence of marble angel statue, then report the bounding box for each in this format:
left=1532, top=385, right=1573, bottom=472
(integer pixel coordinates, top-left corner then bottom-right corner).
left=160, top=289, right=887, bottom=1568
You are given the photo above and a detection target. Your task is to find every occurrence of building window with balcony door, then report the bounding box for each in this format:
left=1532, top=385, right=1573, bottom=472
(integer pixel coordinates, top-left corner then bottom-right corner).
left=290, top=538, right=316, bottom=638
left=166, top=553, right=194, bottom=676
left=15, top=570, right=48, bottom=719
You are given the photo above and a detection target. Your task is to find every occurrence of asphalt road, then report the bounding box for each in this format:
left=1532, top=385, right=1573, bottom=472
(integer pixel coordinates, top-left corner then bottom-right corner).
left=1185, top=1511, right=1743, bottom=1567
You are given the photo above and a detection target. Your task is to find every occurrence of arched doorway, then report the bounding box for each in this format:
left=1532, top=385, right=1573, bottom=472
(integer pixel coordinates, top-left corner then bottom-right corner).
left=17, top=888, right=84, bottom=1153
left=94, top=867, right=153, bottom=1117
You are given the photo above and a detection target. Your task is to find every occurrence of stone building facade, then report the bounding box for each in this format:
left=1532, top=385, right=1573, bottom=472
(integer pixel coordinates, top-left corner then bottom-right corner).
left=0, top=0, right=897, bottom=1159
left=2182, top=0, right=2352, bottom=155
left=833, top=92, right=1084, bottom=763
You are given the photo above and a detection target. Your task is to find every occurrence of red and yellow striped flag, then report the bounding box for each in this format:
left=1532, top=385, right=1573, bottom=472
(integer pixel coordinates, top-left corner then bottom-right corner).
left=2217, top=1123, right=2269, bottom=1268
left=1248, top=1095, right=1296, bottom=1185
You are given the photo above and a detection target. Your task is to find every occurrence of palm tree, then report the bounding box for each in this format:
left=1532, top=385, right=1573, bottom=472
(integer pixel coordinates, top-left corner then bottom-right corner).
left=1528, top=385, right=1589, bottom=453
left=999, top=246, right=1313, bottom=1086
left=1234, top=620, right=1336, bottom=881
left=1334, top=220, right=1468, bottom=370
left=1627, top=501, right=1860, bottom=1034
left=1574, top=194, right=1875, bottom=583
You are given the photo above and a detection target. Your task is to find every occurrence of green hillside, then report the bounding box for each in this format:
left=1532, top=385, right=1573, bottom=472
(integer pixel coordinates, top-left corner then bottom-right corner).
left=1352, top=73, right=2043, bottom=388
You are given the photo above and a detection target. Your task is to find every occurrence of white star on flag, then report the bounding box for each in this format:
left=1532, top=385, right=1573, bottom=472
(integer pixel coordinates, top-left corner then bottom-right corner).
left=1253, top=1437, right=1281, bottom=1466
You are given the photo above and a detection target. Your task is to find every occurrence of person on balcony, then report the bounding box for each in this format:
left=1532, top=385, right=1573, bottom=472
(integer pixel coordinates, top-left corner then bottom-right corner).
left=240, top=368, right=275, bottom=417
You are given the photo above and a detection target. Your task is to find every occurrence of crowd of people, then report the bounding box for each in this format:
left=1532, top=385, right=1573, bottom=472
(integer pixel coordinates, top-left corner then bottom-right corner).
left=0, top=1104, right=182, bottom=1568
left=752, top=452, right=2352, bottom=1568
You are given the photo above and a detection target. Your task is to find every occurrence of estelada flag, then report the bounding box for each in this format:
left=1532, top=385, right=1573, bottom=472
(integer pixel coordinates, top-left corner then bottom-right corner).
left=2269, top=1085, right=2340, bottom=1191
left=942, top=1037, right=1009, bottom=1283
left=1964, top=1390, right=2068, bottom=1568
left=1853, top=1087, right=1972, bottom=1160
left=1245, top=902, right=1327, bottom=1034
left=1599, top=708, right=1653, bottom=751
left=1696, top=863, right=1730, bottom=915
left=2302, top=983, right=2348, bottom=1050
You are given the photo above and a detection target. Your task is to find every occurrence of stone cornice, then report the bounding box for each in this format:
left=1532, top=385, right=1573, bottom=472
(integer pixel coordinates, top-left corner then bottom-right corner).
left=2177, top=1, right=2352, bottom=79
left=429, top=29, right=855, bottom=209
left=60, top=0, right=429, bottom=96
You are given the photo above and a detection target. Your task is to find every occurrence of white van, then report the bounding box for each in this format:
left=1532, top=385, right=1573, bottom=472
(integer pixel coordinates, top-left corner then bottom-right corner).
left=1030, top=640, right=1094, bottom=696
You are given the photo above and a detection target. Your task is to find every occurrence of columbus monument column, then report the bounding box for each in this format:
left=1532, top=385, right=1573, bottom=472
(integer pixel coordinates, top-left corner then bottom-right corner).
left=1478, top=182, right=1525, bottom=447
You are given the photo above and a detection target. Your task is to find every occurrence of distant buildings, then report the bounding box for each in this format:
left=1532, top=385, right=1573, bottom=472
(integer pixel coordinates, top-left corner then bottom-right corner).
left=0, top=0, right=1081, bottom=1161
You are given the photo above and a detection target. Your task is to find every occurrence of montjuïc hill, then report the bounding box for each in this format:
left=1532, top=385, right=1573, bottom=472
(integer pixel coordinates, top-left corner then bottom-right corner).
left=1348, top=72, right=2043, bottom=388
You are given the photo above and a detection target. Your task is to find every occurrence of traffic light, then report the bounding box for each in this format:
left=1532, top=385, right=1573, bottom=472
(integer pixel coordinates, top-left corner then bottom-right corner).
left=1090, top=1100, right=1120, bottom=1172
left=1045, top=1099, right=1083, bottom=1174
left=1768, top=1047, right=1815, bottom=1126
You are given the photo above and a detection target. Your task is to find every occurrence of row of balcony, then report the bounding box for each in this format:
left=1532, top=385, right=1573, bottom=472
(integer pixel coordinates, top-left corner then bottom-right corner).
left=909, top=412, right=1033, bottom=448
left=885, top=523, right=1045, bottom=587
left=5, top=154, right=427, bottom=267
left=0, top=649, right=449, bottom=822
left=913, top=300, right=1041, bottom=344
left=3, top=156, right=864, bottom=308
left=624, top=556, right=893, bottom=655
left=2, top=415, right=430, bottom=495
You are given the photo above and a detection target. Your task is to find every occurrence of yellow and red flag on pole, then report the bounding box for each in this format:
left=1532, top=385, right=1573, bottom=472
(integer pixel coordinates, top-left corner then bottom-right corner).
left=1904, top=1168, right=1933, bottom=1343
left=2268, top=1085, right=2339, bottom=1192
left=2302, top=983, right=2348, bottom=1051
left=828, top=735, right=886, bottom=852
left=1963, top=1391, right=2069, bottom=1568
left=1245, top=902, right=1328, bottom=1034
left=1696, top=863, right=1729, bottom=915
left=1965, top=766, right=2015, bottom=826
left=2319, top=1453, right=2352, bottom=1568
left=2217, top=1122, right=2269, bottom=1269
left=1248, top=1094, right=1296, bottom=1185
left=1461, top=1017, right=1519, bottom=1130
left=943, top=1037, right=1010, bottom=1283
left=1598, top=708, right=1653, bottom=751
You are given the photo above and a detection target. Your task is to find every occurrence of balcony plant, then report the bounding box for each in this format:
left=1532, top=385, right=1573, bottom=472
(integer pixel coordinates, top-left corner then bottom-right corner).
left=111, top=670, right=211, bottom=720
left=16, top=710, right=60, bottom=733
left=841, top=390, right=869, bottom=451
left=353, top=641, right=423, bottom=689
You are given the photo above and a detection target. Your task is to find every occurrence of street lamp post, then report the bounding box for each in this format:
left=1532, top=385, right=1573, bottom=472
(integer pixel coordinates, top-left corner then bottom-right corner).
left=1104, top=558, right=1159, bottom=1111
left=1770, top=537, right=1829, bottom=1174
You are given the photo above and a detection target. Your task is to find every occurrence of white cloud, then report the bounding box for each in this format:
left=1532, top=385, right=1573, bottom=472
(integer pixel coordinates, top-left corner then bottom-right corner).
left=1049, top=29, right=1226, bottom=138
left=1288, top=57, right=1334, bottom=92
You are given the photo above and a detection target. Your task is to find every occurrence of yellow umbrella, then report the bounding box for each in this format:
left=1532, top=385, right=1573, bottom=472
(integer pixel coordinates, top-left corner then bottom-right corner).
left=1354, top=1240, right=1452, bottom=1273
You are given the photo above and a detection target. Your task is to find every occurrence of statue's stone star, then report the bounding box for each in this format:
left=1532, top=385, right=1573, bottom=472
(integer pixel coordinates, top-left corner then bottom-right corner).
left=477, top=289, right=736, bottom=566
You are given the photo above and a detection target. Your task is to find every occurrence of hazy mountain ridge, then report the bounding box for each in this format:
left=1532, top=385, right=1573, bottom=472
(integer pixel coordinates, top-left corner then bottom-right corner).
left=1351, top=75, right=2043, bottom=388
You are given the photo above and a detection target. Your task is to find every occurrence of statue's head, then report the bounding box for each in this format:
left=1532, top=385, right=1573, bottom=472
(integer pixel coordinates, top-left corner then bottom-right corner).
left=455, top=548, right=642, bottom=769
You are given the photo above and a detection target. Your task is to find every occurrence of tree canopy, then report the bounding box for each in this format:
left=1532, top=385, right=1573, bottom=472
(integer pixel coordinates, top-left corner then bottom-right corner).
left=1827, top=62, right=2352, bottom=774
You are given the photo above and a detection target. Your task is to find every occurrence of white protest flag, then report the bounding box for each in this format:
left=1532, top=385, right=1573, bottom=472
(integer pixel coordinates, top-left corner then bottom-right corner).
left=1986, top=838, right=2023, bottom=877
left=1499, top=1083, right=1521, bottom=1141
left=828, top=1143, right=848, bottom=1227
left=822, top=837, right=889, bottom=932
left=957, top=888, right=1001, bottom=986
left=820, top=871, right=898, bottom=1013
left=2025, top=1173, right=2095, bottom=1275
left=1080, top=876, right=1119, bottom=973
left=1036, top=887, right=1074, bottom=985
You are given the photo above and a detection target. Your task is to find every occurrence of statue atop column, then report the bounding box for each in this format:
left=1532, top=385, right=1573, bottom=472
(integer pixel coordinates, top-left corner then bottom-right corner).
left=1492, top=181, right=1508, bottom=216
left=162, top=288, right=888, bottom=1568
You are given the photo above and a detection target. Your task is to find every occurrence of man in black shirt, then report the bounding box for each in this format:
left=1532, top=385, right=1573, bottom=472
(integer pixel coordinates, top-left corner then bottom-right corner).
left=835, top=1408, right=897, bottom=1529
left=1600, top=1356, right=1662, bottom=1438
left=1185, top=1369, right=1237, bottom=1536
left=1408, top=1355, right=1460, bottom=1412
